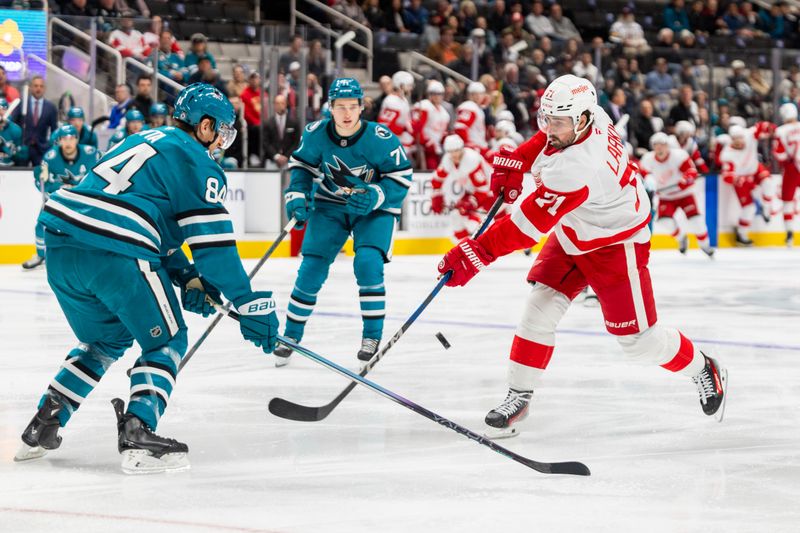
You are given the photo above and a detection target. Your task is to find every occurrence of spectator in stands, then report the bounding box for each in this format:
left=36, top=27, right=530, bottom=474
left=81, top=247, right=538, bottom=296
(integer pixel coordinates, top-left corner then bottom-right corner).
left=185, top=34, right=217, bottom=77
left=263, top=94, right=299, bottom=171
left=95, top=0, right=120, bottom=35
left=332, top=0, right=368, bottom=29
left=668, top=85, right=699, bottom=126
left=678, top=60, right=699, bottom=91
left=603, top=87, right=630, bottom=128
left=10, top=76, right=58, bottom=166
left=427, top=27, right=462, bottom=65
left=725, top=59, right=753, bottom=114
left=739, top=2, right=761, bottom=37
left=362, top=0, right=384, bottom=30
left=778, top=66, right=800, bottom=99
left=663, top=0, right=691, bottom=33
left=384, top=0, right=411, bottom=33
left=157, top=30, right=185, bottom=83
left=573, top=52, right=602, bottom=87
left=448, top=44, right=476, bottom=79
left=500, top=62, right=532, bottom=126
left=609, top=7, right=650, bottom=56
left=645, top=57, right=676, bottom=96
left=132, top=74, right=153, bottom=122
left=526, top=1, right=554, bottom=39
left=279, top=35, right=304, bottom=75
left=307, top=40, right=328, bottom=81
left=631, top=99, right=663, bottom=156
left=61, top=0, right=92, bottom=19
left=241, top=72, right=263, bottom=166
left=429, top=0, right=455, bottom=28
left=721, top=3, right=746, bottom=36
left=108, top=14, right=151, bottom=61
left=606, top=57, right=630, bottom=90
left=0, top=66, right=19, bottom=103
left=305, top=73, right=324, bottom=121
left=494, top=29, right=520, bottom=64
left=369, top=75, right=392, bottom=122
left=487, top=0, right=509, bottom=35
left=189, top=57, right=228, bottom=96
left=404, top=0, right=429, bottom=35
left=687, top=0, right=713, bottom=37
left=504, top=12, right=534, bottom=47
left=748, top=68, right=772, bottom=102
left=227, top=65, right=248, bottom=98
left=457, top=1, right=479, bottom=36
left=758, top=3, right=788, bottom=40
left=469, top=28, right=494, bottom=76
left=549, top=3, right=581, bottom=42
left=107, top=83, right=133, bottom=130
left=225, top=95, right=246, bottom=166
left=143, top=16, right=182, bottom=58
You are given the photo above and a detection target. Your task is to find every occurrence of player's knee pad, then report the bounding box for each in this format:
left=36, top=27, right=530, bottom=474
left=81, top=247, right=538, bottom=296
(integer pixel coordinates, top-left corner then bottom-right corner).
left=687, top=215, right=708, bottom=237
left=295, top=254, right=334, bottom=295
left=353, top=246, right=385, bottom=288
left=616, top=325, right=674, bottom=365
left=516, top=283, right=571, bottom=345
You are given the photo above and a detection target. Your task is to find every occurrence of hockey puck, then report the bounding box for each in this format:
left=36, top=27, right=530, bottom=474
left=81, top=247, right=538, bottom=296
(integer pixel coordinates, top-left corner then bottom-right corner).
left=435, top=332, right=451, bottom=350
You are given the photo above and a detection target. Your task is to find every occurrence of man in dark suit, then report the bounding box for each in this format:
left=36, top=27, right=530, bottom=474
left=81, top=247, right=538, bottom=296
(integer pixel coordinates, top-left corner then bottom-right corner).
left=10, top=76, right=58, bottom=166
left=263, top=94, right=299, bottom=170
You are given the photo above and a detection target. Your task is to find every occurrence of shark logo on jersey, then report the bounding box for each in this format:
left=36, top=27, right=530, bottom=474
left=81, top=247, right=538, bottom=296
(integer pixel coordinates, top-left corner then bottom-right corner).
left=58, top=168, right=85, bottom=186
left=325, top=155, right=375, bottom=189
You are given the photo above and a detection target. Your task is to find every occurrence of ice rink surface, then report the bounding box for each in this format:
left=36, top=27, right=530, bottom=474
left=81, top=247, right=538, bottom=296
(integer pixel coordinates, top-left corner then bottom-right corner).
left=1, top=247, right=799, bottom=533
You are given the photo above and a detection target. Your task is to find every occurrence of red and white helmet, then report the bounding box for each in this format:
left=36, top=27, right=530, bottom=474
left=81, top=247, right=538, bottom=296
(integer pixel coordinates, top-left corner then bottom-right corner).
left=538, top=74, right=597, bottom=135
left=443, top=134, right=464, bottom=152
left=426, top=80, right=445, bottom=95
left=675, top=120, right=695, bottom=137
left=392, top=71, right=414, bottom=92
left=649, top=132, right=670, bottom=148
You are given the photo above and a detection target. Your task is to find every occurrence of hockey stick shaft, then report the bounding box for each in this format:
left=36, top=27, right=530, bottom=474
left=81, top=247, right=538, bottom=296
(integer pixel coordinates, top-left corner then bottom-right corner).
left=217, top=303, right=588, bottom=476
left=269, top=196, right=505, bottom=422
left=177, top=217, right=296, bottom=371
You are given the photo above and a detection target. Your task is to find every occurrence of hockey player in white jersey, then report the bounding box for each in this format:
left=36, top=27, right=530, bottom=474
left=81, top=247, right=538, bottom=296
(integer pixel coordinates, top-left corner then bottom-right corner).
left=640, top=132, right=714, bottom=257
left=488, top=120, right=519, bottom=155
left=430, top=135, right=494, bottom=241
left=454, top=81, right=488, bottom=155
left=379, top=71, right=416, bottom=158
left=718, top=121, right=776, bottom=245
left=771, top=103, right=800, bottom=246
left=412, top=80, right=451, bottom=170
left=437, top=74, right=727, bottom=438
left=673, top=120, right=709, bottom=173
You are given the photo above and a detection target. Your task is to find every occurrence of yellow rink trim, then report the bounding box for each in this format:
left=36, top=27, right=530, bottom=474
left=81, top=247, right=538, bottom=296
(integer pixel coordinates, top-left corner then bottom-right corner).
left=0, top=232, right=793, bottom=263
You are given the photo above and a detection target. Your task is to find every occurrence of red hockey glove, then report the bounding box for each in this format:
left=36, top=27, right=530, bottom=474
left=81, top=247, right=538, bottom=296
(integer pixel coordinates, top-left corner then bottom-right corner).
left=491, top=147, right=525, bottom=204
left=437, top=238, right=494, bottom=287
left=455, top=194, right=478, bottom=216
left=431, top=194, right=445, bottom=215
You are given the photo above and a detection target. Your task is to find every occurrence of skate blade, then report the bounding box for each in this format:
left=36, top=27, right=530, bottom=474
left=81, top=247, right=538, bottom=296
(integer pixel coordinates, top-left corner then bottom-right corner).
left=275, top=355, right=291, bottom=368
left=14, top=443, right=48, bottom=462
left=121, top=450, right=190, bottom=475
left=714, top=368, right=729, bottom=423
left=582, top=295, right=600, bottom=308
left=483, top=426, right=521, bottom=440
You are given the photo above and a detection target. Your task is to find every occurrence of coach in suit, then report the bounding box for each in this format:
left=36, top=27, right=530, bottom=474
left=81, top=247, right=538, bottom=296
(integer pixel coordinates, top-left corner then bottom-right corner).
left=263, top=94, right=299, bottom=170
left=10, top=75, right=58, bottom=166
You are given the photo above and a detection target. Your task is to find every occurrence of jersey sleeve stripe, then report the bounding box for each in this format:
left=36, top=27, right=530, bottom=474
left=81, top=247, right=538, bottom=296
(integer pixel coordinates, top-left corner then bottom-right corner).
left=185, top=233, right=236, bottom=246
left=188, top=240, right=237, bottom=251
left=176, top=213, right=231, bottom=227
left=43, top=202, right=160, bottom=254
left=382, top=169, right=413, bottom=187
left=510, top=208, right=546, bottom=242
left=68, top=190, right=160, bottom=232
left=58, top=189, right=161, bottom=244
left=175, top=207, right=228, bottom=220
left=288, top=156, right=319, bottom=174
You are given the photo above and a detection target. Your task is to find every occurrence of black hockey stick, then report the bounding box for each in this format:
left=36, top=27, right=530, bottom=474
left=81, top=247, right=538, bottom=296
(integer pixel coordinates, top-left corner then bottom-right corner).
left=178, top=217, right=297, bottom=371
left=218, top=303, right=589, bottom=476
left=269, top=196, right=505, bottom=422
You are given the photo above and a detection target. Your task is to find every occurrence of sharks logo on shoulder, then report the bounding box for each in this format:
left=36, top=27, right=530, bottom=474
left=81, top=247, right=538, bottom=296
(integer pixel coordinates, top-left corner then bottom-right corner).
left=325, top=155, right=375, bottom=188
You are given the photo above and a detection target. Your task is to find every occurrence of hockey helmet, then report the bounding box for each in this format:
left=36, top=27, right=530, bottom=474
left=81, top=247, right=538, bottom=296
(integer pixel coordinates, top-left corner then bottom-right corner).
left=729, top=116, right=747, bottom=128
left=328, top=77, right=364, bottom=103
left=443, top=134, right=464, bottom=153
left=538, top=74, right=596, bottom=136
left=675, top=120, right=695, bottom=137
left=173, top=83, right=237, bottom=149
left=426, top=80, right=445, bottom=95
left=496, top=110, right=515, bottom=123
left=649, top=132, right=670, bottom=148
left=728, top=125, right=746, bottom=139
left=467, top=81, right=486, bottom=94
left=0, top=97, right=7, bottom=111
left=125, top=108, right=145, bottom=123
left=391, top=71, right=414, bottom=91
left=150, top=102, right=169, bottom=117
left=54, top=124, right=78, bottom=141
left=67, top=106, right=85, bottom=120
left=495, top=120, right=517, bottom=138
left=779, top=103, right=798, bottom=122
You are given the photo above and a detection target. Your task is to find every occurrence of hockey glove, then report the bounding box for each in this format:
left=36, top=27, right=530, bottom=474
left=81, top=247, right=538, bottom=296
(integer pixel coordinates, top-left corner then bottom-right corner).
left=437, top=238, right=494, bottom=287
left=181, top=277, right=222, bottom=317
left=431, top=193, right=445, bottom=215
left=491, top=147, right=525, bottom=204
left=455, top=194, right=479, bottom=216
left=285, top=191, right=310, bottom=227
left=234, top=291, right=279, bottom=354
left=346, top=184, right=385, bottom=216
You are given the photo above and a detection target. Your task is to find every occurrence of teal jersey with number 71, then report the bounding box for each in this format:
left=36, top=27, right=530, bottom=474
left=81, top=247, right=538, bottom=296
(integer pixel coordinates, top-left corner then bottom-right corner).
left=39, top=125, right=253, bottom=304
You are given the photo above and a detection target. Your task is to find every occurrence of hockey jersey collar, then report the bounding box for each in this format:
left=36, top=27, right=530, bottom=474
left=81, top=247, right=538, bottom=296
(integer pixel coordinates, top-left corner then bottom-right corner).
left=326, top=119, right=367, bottom=147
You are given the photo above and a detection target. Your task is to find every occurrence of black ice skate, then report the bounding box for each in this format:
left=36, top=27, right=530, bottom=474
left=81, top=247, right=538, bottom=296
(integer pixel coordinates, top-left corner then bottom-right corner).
left=735, top=228, right=753, bottom=247
left=274, top=338, right=296, bottom=367
left=678, top=235, right=689, bottom=255
left=112, top=398, right=189, bottom=474
left=357, top=338, right=380, bottom=362
left=14, top=395, right=65, bottom=461
left=21, top=254, right=45, bottom=270
left=692, top=355, right=728, bottom=422
left=786, top=230, right=794, bottom=248
left=484, top=388, right=532, bottom=439
left=701, top=245, right=715, bottom=259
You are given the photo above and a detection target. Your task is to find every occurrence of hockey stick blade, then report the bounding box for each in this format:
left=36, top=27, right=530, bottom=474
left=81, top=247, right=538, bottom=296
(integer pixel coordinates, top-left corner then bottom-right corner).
left=268, top=197, right=506, bottom=422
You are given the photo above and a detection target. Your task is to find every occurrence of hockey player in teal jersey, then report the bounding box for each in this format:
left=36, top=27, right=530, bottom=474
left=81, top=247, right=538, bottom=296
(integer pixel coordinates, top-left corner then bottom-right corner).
left=67, top=106, right=99, bottom=148
left=21, top=125, right=100, bottom=270
left=15, top=83, right=279, bottom=474
left=0, top=98, right=26, bottom=166
left=273, top=77, right=413, bottom=366
left=107, top=108, right=146, bottom=151
left=149, top=102, right=169, bottom=128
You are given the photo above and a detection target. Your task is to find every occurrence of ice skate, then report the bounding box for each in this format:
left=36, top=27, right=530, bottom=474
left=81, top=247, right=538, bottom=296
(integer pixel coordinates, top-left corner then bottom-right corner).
left=14, top=396, right=65, bottom=462
left=701, top=245, right=715, bottom=259
left=691, top=355, right=728, bottom=422
left=734, top=227, right=753, bottom=247
left=274, top=338, right=296, bottom=367
left=357, top=338, right=379, bottom=362
left=678, top=235, right=688, bottom=255
left=786, top=230, right=794, bottom=248
left=21, top=254, right=45, bottom=270
left=761, top=208, right=771, bottom=224
left=112, top=398, right=189, bottom=474
left=484, top=388, right=532, bottom=439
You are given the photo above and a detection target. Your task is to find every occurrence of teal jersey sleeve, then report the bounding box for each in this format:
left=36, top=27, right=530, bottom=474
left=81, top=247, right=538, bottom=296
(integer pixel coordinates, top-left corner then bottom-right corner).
left=35, top=149, right=63, bottom=194
left=286, top=119, right=326, bottom=195
left=370, top=123, right=413, bottom=212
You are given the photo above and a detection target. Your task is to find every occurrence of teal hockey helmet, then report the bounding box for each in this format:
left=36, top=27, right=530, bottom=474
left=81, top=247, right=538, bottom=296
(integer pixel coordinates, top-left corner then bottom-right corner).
left=54, top=124, right=78, bottom=141
left=67, top=106, right=85, bottom=120
left=125, top=108, right=145, bottom=123
left=0, top=97, right=7, bottom=110
left=328, top=77, right=363, bottom=104
left=150, top=102, right=168, bottom=116
left=173, top=83, right=237, bottom=149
